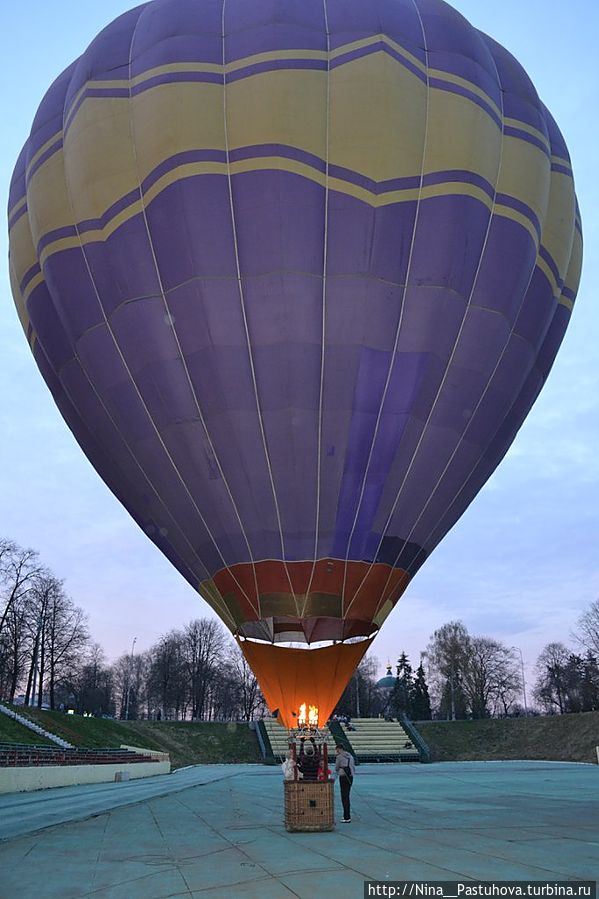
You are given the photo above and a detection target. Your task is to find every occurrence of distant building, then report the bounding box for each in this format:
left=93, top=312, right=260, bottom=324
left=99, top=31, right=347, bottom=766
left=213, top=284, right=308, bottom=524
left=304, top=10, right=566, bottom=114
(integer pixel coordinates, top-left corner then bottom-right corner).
left=376, top=664, right=396, bottom=694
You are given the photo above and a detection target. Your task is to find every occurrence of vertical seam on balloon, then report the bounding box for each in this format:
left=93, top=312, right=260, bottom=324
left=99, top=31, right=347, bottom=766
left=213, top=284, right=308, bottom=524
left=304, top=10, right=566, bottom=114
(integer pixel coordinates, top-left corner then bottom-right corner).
left=54, top=22, right=251, bottom=625
left=341, top=0, right=432, bottom=621
left=402, top=115, right=575, bottom=578
left=302, top=0, right=331, bottom=626
left=18, top=177, right=232, bottom=623
left=123, top=3, right=261, bottom=619
left=366, top=33, right=511, bottom=619
left=221, top=0, right=299, bottom=621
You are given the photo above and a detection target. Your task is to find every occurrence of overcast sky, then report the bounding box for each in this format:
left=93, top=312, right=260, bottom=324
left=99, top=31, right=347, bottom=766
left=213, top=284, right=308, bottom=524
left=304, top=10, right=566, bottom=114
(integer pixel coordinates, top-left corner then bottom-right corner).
left=1, top=1, right=597, bottom=694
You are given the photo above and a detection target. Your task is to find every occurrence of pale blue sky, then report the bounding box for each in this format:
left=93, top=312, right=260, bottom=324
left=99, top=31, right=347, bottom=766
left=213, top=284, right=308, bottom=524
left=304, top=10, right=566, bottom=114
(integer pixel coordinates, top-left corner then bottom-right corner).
left=1, top=2, right=597, bottom=691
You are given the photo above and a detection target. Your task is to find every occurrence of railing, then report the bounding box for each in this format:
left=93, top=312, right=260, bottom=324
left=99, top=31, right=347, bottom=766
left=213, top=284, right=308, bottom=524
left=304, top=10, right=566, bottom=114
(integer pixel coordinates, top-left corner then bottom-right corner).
left=327, top=719, right=355, bottom=757
left=254, top=720, right=268, bottom=760
left=0, top=746, right=160, bottom=768
left=399, top=714, right=432, bottom=763
left=255, top=720, right=277, bottom=763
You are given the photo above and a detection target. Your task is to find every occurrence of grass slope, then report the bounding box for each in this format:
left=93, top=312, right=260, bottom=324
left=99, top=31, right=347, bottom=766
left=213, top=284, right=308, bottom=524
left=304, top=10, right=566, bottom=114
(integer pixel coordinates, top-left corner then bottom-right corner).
left=5, top=706, right=162, bottom=753
left=126, top=721, right=262, bottom=769
left=3, top=707, right=260, bottom=769
left=418, top=711, right=599, bottom=764
left=0, top=712, right=54, bottom=746
left=6, top=706, right=596, bottom=768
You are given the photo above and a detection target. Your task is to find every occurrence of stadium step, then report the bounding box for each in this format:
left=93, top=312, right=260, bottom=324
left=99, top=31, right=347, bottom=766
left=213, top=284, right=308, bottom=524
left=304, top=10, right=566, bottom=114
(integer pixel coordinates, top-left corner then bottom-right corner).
left=257, top=716, right=426, bottom=763
left=0, top=703, right=74, bottom=749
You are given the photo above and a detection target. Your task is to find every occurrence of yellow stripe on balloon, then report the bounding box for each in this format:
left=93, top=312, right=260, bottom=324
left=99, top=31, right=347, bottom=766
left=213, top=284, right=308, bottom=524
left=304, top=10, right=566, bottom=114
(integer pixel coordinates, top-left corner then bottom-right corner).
left=19, top=154, right=568, bottom=314
left=504, top=117, right=551, bottom=153
left=12, top=40, right=577, bottom=225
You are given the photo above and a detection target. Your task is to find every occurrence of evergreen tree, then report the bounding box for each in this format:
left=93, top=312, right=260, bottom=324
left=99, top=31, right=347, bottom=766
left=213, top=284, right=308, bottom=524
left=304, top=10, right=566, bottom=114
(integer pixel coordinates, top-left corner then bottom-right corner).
left=389, top=652, right=414, bottom=717
left=411, top=662, right=432, bottom=720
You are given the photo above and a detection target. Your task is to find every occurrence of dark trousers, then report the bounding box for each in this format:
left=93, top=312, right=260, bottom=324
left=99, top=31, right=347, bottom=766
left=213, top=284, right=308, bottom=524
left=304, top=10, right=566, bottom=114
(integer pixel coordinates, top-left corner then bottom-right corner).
left=339, top=775, right=352, bottom=820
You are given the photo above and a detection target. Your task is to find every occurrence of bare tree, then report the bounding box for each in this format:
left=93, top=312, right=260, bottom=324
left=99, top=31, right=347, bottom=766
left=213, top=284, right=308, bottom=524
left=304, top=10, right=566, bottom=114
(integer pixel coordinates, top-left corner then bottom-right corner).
left=182, top=619, right=225, bottom=719
left=0, top=543, right=44, bottom=640
left=44, top=587, right=89, bottom=709
left=1, top=599, right=30, bottom=701
left=76, top=643, right=115, bottom=716
left=62, top=643, right=114, bottom=715
left=461, top=637, right=521, bottom=719
left=23, top=574, right=57, bottom=706
left=534, top=642, right=571, bottom=714
left=573, top=599, right=599, bottom=657
left=147, top=631, right=187, bottom=719
left=227, top=650, right=264, bottom=721
left=493, top=657, right=525, bottom=717
left=424, top=621, right=472, bottom=719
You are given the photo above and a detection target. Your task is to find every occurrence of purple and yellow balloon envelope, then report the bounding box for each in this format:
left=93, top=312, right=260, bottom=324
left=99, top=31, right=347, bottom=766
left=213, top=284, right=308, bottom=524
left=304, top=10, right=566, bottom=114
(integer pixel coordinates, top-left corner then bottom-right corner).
left=8, top=0, right=582, bottom=725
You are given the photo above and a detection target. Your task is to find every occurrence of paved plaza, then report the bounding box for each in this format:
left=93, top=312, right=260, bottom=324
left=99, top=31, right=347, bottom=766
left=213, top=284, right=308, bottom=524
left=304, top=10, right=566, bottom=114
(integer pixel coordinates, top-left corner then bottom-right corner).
left=0, top=761, right=597, bottom=898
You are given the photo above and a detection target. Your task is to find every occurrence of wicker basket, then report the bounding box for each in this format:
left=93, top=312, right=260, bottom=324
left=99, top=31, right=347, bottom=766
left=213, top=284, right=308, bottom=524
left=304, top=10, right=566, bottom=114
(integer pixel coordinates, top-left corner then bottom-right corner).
left=284, top=780, right=335, bottom=832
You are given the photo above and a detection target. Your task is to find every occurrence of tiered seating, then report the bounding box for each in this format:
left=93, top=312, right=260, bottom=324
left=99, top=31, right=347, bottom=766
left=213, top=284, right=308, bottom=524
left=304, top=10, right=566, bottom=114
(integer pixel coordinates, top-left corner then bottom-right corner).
left=338, top=718, right=420, bottom=762
left=261, top=719, right=336, bottom=761
left=0, top=743, right=159, bottom=767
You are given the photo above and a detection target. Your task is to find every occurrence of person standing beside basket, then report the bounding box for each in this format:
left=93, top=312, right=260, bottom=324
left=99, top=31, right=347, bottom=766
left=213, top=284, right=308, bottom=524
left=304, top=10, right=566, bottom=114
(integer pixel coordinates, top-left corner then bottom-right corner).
left=334, top=744, right=356, bottom=823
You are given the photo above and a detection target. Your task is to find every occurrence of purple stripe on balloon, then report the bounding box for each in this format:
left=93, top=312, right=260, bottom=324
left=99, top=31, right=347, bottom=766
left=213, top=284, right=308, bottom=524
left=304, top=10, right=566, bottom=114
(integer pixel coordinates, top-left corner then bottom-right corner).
left=26, top=138, right=64, bottom=187
left=141, top=148, right=228, bottom=193
left=19, top=262, right=41, bottom=294
left=23, top=108, right=69, bottom=171
left=77, top=189, right=141, bottom=236
left=28, top=151, right=555, bottom=326
left=30, top=154, right=563, bottom=327
left=37, top=224, right=79, bottom=255
left=538, top=244, right=564, bottom=288
left=329, top=163, right=421, bottom=195
left=504, top=125, right=550, bottom=159
left=226, top=57, right=328, bottom=83
left=130, top=70, right=222, bottom=95
left=229, top=147, right=498, bottom=202
left=330, top=41, right=427, bottom=84
left=561, top=285, right=576, bottom=302
left=495, top=192, right=541, bottom=239
left=429, top=77, right=503, bottom=130
left=229, top=143, right=326, bottom=173
left=422, top=169, right=495, bottom=199
left=80, top=86, right=130, bottom=101
left=8, top=182, right=26, bottom=218
left=36, top=186, right=143, bottom=254
left=8, top=203, right=28, bottom=231
left=551, top=162, right=572, bottom=177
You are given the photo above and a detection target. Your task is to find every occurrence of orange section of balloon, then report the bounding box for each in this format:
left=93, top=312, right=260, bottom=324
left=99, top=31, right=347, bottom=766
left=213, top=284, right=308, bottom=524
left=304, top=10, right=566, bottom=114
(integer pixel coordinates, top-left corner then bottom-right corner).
left=237, top=638, right=373, bottom=730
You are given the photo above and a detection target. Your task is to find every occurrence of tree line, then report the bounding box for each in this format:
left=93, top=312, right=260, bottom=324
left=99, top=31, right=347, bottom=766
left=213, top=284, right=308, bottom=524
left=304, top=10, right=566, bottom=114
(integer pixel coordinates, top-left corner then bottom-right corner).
left=1, top=536, right=598, bottom=721
left=0, top=538, right=264, bottom=721
left=314, top=605, right=599, bottom=721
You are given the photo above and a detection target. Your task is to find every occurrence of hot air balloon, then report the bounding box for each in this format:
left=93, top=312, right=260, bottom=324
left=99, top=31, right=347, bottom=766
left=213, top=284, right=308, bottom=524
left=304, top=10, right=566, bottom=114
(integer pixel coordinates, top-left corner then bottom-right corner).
left=8, top=0, right=582, bottom=729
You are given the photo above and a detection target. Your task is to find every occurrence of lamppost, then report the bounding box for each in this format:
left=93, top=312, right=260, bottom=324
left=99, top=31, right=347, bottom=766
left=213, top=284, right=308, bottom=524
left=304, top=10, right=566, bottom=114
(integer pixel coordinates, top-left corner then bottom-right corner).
left=124, top=636, right=137, bottom=720
left=511, top=645, right=528, bottom=715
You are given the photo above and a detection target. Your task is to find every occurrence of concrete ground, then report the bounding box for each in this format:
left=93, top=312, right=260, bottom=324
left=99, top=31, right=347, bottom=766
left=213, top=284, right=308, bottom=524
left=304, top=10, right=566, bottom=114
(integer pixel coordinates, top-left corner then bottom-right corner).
left=0, top=761, right=597, bottom=898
